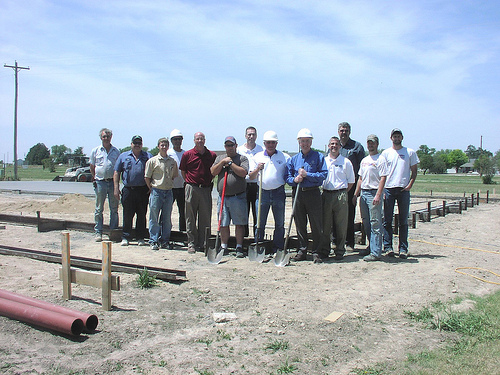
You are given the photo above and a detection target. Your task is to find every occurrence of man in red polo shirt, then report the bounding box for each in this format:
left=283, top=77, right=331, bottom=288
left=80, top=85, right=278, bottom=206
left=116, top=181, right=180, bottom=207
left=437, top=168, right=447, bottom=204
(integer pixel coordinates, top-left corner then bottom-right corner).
left=179, top=132, right=217, bottom=253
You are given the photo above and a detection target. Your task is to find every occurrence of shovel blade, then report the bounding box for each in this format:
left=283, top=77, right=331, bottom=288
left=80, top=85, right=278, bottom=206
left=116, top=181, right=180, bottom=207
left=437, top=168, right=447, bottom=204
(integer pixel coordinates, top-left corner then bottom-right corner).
left=248, top=244, right=266, bottom=263
left=274, top=249, right=290, bottom=267
left=207, top=247, right=224, bottom=264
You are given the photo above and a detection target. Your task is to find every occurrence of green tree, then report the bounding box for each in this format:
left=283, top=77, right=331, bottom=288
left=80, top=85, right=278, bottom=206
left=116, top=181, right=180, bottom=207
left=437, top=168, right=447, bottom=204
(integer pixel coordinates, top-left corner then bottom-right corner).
left=119, top=146, right=148, bottom=153
left=149, top=146, right=159, bottom=156
left=73, top=146, right=85, bottom=156
left=465, top=144, right=481, bottom=159
left=434, top=149, right=452, bottom=170
left=429, top=153, right=447, bottom=174
left=51, top=145, right=71, bottom=164
left=447, top=149, right=469, bottom=173
left=495, top=150, right=500, bottom=171
left=25, top=143, right=50, bottom=165
left=474, top=154, right=495, bottom=177
left=416, top=145, right=435, bottom=175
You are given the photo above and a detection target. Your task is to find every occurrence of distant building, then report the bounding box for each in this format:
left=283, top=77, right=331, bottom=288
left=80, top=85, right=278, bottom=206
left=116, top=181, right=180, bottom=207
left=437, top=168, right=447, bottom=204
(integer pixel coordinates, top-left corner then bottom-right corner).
left=459, top=159, right=476, bottom=173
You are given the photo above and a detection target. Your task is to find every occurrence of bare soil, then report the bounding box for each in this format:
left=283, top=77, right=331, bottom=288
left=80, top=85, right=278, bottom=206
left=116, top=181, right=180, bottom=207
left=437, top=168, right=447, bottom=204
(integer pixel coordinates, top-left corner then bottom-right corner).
left=0, top=192, right=499, bottom=375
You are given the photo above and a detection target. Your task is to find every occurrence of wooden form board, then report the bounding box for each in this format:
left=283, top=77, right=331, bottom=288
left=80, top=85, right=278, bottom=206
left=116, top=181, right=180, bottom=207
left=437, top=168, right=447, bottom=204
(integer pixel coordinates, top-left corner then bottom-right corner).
left=58, top=268, right=120, bottom=291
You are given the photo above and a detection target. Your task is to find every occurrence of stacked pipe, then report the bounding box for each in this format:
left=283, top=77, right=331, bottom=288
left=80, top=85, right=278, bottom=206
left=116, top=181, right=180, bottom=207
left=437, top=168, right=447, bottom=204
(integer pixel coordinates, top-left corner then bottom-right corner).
left=0, top=289, right=98, bottom=336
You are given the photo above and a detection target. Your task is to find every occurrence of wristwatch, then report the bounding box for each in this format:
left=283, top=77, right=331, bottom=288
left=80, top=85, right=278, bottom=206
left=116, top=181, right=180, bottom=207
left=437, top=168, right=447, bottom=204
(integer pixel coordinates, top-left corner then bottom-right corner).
left=227, top=161, right=233, bottom=166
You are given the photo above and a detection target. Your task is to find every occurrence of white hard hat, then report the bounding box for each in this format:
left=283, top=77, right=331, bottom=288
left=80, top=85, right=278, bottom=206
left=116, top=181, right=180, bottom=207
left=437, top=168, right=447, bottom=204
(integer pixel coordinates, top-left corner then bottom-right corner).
left=263, top=130, right=278, bottom=142
left=169, top=129, right=183, bottom=138
left=297, top=128, right=313, bottom=139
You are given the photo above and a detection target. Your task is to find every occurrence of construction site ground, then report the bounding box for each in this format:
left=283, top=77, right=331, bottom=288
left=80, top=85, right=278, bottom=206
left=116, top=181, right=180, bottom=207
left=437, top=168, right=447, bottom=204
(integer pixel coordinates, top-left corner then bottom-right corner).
left=0, top=192, right=499, bottom=375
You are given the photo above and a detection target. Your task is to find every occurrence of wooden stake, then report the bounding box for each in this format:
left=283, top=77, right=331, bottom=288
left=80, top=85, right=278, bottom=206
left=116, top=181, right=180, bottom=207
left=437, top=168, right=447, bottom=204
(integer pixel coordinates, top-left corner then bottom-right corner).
left=102, top=241, right=112, bottom=311
left=61, top=232, right=71, bottom=300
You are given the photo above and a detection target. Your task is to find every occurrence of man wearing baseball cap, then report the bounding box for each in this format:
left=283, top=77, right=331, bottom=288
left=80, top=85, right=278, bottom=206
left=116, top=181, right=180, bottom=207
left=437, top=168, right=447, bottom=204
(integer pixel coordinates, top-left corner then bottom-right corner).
left=211, top=136, right=249, bottom=257
left=114, top=135, right=152, bottom=246
left=353, top=134, right=388, bottom=261
left=381, top=128, right=419, bottom=259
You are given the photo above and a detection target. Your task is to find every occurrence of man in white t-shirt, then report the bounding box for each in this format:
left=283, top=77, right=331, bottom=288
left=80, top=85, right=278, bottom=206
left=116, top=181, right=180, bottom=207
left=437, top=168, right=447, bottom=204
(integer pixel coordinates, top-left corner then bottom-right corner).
left=167, top=129, right=186, bottom=232
left=320, top=136, right=355, bottom=262
left=353, top=134, right=388, bottom=261
left=381, top=128, right=419, bottom=259
left=237, top=126, right=263, bottom=237
left=248, top=131, right=290, bottom=254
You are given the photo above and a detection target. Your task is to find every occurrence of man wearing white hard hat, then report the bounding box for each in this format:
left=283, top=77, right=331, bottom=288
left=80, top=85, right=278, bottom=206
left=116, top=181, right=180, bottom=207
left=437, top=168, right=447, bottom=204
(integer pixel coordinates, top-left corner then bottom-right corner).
left=286, top=128, right=327, bottom=263
left=167, top=129, right=186, bottom=232
left=249, top=131, right=290, bottom=254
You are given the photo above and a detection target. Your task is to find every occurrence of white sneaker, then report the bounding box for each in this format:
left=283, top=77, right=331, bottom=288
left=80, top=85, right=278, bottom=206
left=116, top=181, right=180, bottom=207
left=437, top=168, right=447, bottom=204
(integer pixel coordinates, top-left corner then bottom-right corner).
left=137, top=239, right=147, bottom=246
left=120, top=239, right=129, bottom=246
left=95, top=233, right=102, bottom=242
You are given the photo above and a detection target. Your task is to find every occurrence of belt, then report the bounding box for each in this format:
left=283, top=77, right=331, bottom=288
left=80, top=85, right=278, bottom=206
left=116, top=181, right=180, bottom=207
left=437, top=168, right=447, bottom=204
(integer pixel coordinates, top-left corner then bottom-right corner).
left=97, top=178, right=113, bottom=182
left=225, top=191, right=245, bottom=197
left=362, top=188, right=378, bottom=192
left=187, top=182, right=212, bottom=188
left=323, top=188, right=346, bottom=193
left=124, top=185, right=147, bottom=190
left=297, top=186, right=319, bottom=192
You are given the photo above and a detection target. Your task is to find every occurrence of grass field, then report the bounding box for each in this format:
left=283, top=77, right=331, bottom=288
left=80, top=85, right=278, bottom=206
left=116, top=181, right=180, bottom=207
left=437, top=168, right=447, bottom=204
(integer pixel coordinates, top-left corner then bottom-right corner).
left=411, top=173, right=499, bottom=195
left=2, top=165, right=498, bottom=196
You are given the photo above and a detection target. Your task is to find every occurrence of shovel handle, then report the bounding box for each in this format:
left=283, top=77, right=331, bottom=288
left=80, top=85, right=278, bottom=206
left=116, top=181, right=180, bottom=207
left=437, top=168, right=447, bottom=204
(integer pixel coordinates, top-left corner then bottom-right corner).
left=217, top=169, right=229, bottom=231
left=283, top=181, right=301, bottom=251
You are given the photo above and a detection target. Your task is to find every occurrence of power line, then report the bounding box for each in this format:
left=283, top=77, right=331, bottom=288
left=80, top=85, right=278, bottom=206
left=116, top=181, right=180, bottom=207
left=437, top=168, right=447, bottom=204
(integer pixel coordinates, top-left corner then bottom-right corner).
left=4, top=61, right=30, bottom=181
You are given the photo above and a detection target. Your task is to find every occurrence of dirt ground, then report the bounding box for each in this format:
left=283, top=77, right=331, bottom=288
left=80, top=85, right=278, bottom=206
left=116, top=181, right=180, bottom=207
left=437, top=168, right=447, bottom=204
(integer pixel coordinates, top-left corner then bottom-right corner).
left=0, top=192, right=499, bottom=375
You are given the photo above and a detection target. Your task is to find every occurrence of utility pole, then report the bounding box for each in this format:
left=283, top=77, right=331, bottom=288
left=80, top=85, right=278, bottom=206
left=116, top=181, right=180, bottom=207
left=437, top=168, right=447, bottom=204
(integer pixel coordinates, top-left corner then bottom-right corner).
left=4, top=61, right=30, bottom=180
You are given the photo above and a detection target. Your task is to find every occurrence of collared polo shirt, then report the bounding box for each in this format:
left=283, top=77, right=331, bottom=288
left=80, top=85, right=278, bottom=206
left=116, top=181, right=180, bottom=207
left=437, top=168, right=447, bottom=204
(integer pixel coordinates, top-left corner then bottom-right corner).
left=286, top=150, right=327, bottom=188
left=253, top=150, right=290, bottom=190
left=179, top=147, right=216, bottom=186
left=323, top=154, right=355, bottom=191
left=144, top=154, right=178, bottom=190
left=114, top=150, right=152, bottom=187
left=90, top=144, right=120, bottom=180
left=237, top=144, right=263, bottom=183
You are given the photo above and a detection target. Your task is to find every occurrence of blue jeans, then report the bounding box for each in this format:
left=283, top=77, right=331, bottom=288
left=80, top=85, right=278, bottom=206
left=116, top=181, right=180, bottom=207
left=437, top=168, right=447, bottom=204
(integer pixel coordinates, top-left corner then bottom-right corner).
left=94, top=180, right=119, bottom=234
left=360, top=189, right=383, bottom=257
left=255, top=185, right=286, bottom=251
left=148, top=188, right=173, bottom=245
left=383, top=188, right=410, bottom=253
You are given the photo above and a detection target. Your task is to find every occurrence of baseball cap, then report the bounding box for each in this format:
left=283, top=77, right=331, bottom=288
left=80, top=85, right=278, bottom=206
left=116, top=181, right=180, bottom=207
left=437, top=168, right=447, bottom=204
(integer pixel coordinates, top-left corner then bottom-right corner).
left=391, top=128, right=403, bottom=136
left=367, top=134, right=379, bottom=143
left=131, top=135, right=143, bottom=143
left=224, top=136, right=237, bottom=145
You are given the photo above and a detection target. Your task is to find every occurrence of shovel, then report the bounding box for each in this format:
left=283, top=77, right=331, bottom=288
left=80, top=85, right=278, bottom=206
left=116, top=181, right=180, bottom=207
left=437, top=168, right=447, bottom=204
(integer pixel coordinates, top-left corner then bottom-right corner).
left=207, top=168, right=228, bottom=264
left=274, top=181, right=301, bottom=267
left=248, top=170, right=265, bottom=262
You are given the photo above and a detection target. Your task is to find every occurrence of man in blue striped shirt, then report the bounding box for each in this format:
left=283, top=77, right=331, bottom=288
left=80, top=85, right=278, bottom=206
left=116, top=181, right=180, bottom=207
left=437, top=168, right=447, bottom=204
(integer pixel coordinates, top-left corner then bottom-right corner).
left=286, top=128, right=327, bottom=263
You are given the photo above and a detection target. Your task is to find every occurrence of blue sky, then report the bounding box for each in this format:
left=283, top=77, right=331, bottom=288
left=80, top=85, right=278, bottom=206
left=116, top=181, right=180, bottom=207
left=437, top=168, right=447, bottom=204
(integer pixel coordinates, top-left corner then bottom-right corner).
left=1, top=0, right=499, bottom=161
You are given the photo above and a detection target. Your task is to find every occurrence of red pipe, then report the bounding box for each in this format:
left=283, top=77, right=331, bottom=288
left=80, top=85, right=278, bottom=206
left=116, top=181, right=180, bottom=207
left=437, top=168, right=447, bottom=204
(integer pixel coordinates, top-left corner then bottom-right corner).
left=0, top=297, right=84, bottom=336
left=0, top=289, right=98, bottom=331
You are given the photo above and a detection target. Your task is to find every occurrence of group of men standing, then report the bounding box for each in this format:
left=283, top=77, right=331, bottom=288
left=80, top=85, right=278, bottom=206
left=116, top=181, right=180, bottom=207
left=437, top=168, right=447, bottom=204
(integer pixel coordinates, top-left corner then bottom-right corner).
left=89, top=122, right=419, bottom=262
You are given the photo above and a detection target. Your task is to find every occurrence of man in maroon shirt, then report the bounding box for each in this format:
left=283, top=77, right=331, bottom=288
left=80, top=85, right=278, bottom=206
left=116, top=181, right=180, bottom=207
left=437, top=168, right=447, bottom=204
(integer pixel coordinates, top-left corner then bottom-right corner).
left=179, top=132, right=217, bottom=253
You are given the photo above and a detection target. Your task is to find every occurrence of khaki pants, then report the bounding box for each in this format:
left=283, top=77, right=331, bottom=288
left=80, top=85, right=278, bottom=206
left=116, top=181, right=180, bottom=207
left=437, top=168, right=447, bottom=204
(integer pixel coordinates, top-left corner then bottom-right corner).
left=321, top=189, right=348, bottom=257
left=184, top=184, right=212, bottom=249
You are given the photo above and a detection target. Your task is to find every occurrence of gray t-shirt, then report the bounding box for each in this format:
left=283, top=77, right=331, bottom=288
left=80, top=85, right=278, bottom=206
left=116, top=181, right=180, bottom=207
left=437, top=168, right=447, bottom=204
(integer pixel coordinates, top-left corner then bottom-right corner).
left=214, top=154, right=249, bottom=196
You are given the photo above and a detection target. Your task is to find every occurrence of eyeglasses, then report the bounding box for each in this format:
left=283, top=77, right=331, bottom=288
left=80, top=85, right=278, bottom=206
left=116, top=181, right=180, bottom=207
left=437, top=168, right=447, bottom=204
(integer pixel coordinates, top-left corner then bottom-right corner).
left=171, top=137, right=183, bottom=141
left=133, top=142, right=142, bottom=145
left=224, top=144, right=235, bottom=148
left=101, top=135, right=111, bottom=139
